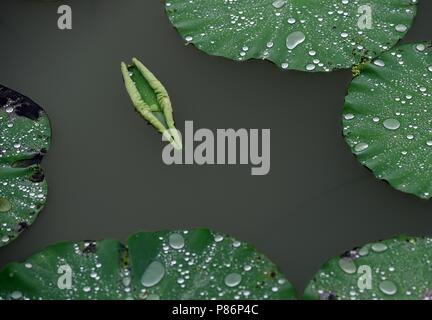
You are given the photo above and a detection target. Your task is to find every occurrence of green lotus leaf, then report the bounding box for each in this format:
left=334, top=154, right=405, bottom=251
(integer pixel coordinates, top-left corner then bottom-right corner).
left=121, top=58, right=182, bottom=150
left=0, top=85, right=51, bottom=247
left=165, top=0, right=418, bottom=72
left=0, top=229, right=296, bottom=300
left=343, top=42, right=432, bottom=199
left=305, top=236, right=432, bottom=300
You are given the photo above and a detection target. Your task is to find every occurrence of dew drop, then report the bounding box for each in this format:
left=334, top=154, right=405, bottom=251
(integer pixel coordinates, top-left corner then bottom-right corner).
left=224, top=273, right=242, bottom=287
left=428, top=66, right=432, bottom=72
left=359, top=246, right=369, bottom=257
left=169, top=233, right=185, bottom=250
left=373, top=59, right=385, bottom=67
left=306, top=64, right=316, bottom=71
left=338, top=258, right=356, bottom=274
left=287, top=18, right=296, bottom=24
left=416, top=44, right=426, bottom=52
left=281, top=63, right=289, bottom=69
left=383, top=118, right=400, bottom=130
left=379, top=280, right=397, bottom=296
left=10, top=291, right=22, bottom=300
left=286, top=31, right=305, bottom=50
left=185, top=36, right=193, bottom=42
left=141, top=261, right=165, bottom=287
left=344, top=113, right=355, bottom=120
left=272, top=0, right=287, bottom=9
left=395, top=24, right=407, bottom=32
left=427, top=141, right=432, bottom=147
left=354, top=142, right=369, bottom=153
left=214, top=235, right=224, bottom=242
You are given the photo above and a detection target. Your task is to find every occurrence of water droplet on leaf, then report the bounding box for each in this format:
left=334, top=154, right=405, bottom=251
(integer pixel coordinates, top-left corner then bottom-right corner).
left=141, top=261, right=166, bottom=288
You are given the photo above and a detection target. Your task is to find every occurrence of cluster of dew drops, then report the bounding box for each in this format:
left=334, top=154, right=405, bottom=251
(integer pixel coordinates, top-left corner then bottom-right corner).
left=167, top=0, right=417, bottom=71
left=0, top=97, right=46, bottom=246
left=3, top=231, right=287, bottom=300
left=317, top=238, right=432, bottom=300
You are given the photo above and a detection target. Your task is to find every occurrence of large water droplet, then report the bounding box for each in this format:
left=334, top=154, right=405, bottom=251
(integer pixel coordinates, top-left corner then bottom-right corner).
left=379, top=280, right=397, bottom=296
left=141, top=261, right=165, bottom=287
left=0, top=197, right=11, bottom=212
left=169, top=233, right=185, bottom=250
left=416, top=44, right=426, bottom=52
left=286, top=31, right=305, bottom=50
left=306, top=64, right=316, bottom=71
left=395, top=24, right=407, bottom=32
left=10, top=291, right=22, bottom=300
left=214, top=234, right=224, bottom=242
left=371, top=243, right=388, bottom=253
left=338, top=258, right=357, bottom=274
left=224, top=273, right=242, bottom=287
left=373, top=59, right=385, bottom=67
left=383, top=118, right=400, bottom=130
left=122, top=277, right=131, bottom=287
left=359, top=246, right=369, bottom=257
